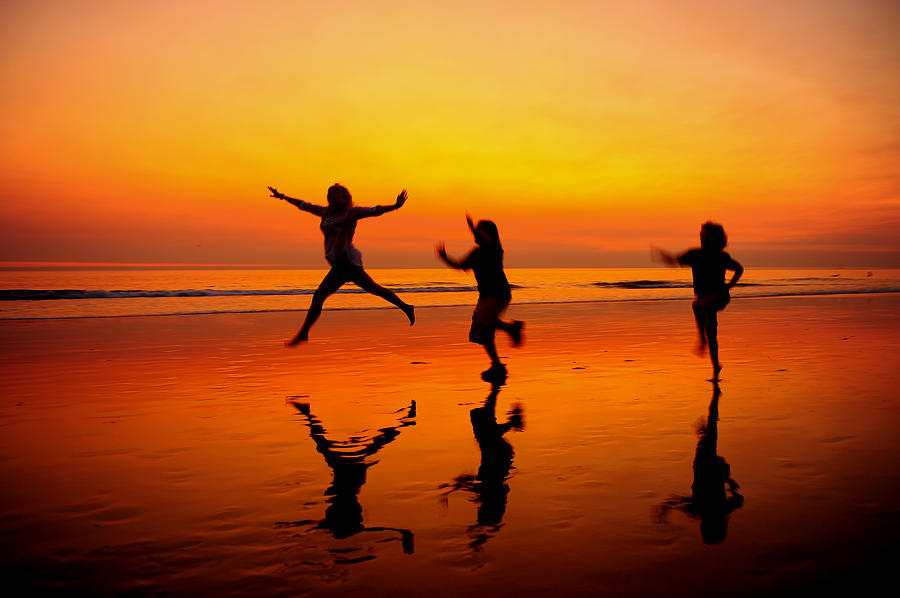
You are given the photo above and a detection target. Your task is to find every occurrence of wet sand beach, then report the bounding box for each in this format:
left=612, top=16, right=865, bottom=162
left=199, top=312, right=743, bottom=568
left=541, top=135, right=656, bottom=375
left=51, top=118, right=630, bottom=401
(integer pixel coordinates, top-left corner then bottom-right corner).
left=2, top=295, right=899, bottom=596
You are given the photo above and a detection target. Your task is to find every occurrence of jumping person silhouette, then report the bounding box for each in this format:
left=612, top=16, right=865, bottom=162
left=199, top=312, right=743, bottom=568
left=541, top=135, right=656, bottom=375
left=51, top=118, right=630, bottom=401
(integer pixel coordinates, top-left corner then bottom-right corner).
left=655, top=222, right=743, bottom=380
left=268, top=184, right=415, bottom=345
left=437, top=215, right=523, bottom=381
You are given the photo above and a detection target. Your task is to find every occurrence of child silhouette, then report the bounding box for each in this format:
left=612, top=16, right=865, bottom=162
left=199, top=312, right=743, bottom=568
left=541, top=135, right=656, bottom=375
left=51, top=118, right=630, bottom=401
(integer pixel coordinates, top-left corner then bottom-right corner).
left=655, top=222, right=743, bottom=380
left=438, top=215, right=523, bottom=380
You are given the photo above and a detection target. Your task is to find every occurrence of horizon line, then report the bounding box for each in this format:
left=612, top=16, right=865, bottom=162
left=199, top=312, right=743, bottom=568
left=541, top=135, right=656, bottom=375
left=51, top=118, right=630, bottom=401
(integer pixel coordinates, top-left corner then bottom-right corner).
left=1, top=261, right=895, bottom=270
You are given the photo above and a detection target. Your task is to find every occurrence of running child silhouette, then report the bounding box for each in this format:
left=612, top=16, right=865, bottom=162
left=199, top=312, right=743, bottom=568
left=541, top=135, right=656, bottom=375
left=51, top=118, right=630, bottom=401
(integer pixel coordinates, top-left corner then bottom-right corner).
left=268, top=184, right=415, bottom=346
left=437, top=215, right=523, bottom=381
left=655, top=222, right=744, bottom=380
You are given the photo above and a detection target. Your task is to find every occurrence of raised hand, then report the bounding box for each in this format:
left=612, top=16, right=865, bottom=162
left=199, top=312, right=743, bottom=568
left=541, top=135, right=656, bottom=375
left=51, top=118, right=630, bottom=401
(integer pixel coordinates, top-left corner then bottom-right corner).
left=268, top=186, right=283, bottom=199
left=395, top=189, right=408, bottom=208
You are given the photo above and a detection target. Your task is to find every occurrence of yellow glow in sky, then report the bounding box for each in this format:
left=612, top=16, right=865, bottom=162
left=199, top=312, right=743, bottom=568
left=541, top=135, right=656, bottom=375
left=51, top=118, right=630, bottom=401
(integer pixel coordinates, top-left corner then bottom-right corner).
left=1, top=0, right=898, bottom=266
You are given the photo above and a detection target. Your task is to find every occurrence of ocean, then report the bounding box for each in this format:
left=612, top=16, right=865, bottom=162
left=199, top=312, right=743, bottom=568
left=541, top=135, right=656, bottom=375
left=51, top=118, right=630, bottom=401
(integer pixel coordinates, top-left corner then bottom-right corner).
left=1, top=267, right=898, bottom=320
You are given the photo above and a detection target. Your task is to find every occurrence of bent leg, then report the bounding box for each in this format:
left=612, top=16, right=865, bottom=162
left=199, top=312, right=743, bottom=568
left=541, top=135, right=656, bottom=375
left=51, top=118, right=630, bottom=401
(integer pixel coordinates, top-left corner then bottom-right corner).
left=287, top=268, right=346, bottom=346
left=352, top=269, right=415, bottom=325
left=496, top=318, right=524, bottom=347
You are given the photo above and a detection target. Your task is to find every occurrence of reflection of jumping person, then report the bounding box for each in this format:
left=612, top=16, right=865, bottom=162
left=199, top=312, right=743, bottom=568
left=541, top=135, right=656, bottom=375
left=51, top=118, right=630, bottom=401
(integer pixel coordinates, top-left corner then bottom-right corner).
left=268, top=184, right=415, bottom=346
left=658, top=383, right=743, bottom=544
left=655, top=222, right=743, bottom=380
left=277, top=400, right=416, bottom=555
left=437, top=215, right=523, bottom=381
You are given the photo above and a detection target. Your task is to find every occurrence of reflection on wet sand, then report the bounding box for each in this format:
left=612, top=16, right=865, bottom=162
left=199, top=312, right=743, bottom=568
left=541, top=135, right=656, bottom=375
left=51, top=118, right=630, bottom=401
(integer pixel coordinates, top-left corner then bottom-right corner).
left=441, top=382, right=525, bottom=551
left=276, top=400, right=416, bottom=561
left=658, top=382, right=744, bottom=544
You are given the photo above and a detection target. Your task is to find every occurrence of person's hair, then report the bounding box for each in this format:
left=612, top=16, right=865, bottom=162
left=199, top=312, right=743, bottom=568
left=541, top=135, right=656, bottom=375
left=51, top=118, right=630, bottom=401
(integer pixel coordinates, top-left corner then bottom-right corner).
left=476, top=220, right=503, bottom=253
left=327, top=184, right=353, bottom=209
left=701, top=221, right=727, bottom=250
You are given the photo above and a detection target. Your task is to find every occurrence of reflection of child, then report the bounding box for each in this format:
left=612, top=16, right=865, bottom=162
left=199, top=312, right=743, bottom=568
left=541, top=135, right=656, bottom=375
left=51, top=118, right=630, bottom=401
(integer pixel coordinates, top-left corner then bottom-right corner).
left=657, top=384, right=743, bottom=545
left=439, top=385, right=524, bottom=552
left=655, top=222, right=743, bottom=380
left=437, top=215, right=523, bottom=380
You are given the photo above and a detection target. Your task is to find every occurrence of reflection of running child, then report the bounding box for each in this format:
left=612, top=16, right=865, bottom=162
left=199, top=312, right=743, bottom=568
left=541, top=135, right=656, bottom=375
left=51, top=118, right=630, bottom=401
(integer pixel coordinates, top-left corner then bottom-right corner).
left=657, top=383, right=743, bottom=544
left=655, top=222, right=744, bottom=380
left=439, top=384, right=524, bottom=552
left=437, top=215, right=523, bottom=380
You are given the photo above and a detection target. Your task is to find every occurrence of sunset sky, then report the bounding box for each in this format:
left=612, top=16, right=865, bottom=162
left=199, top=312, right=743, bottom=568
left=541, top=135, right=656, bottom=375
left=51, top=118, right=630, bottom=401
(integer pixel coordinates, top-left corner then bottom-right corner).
left=1, top=0, right=898, bottom=267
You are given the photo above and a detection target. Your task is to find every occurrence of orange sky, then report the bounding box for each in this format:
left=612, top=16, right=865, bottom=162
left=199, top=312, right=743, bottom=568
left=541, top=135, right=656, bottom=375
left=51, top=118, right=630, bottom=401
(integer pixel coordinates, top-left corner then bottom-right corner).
left=1, top=0, right=898, bottom=267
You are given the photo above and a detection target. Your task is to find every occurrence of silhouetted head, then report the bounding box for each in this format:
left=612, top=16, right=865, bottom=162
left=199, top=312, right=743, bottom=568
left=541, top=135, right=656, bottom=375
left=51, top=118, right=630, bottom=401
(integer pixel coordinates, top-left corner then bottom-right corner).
left=700, top=515, right=728, bottom=544
left=327, top=184, right=353, bottom=210
left=474, top=220, right=502, bottom=250
left=700, top=222, right=727, bottom=251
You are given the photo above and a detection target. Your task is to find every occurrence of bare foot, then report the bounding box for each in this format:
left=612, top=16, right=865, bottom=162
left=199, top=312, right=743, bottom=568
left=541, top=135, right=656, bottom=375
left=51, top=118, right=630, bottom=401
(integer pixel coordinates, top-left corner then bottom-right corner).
left=400, top=530, right=414, bottom=554
left=694, top=337, right=708, bottom=357
left=510, top=320, right=524, bottom=347
left=403, top=304, right=415, bottom=326
left=285, top=333, right=308, bottom=347
left=509, top=403, right=525, bottom=431
left=709, top=364, right=722, bottom=381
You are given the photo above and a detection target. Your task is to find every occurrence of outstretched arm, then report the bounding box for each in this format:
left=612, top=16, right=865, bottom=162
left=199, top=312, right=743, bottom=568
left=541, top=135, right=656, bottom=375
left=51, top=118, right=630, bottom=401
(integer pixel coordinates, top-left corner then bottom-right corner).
left=354, top=189, right=408, bottom=219
left=651, top=246, right=681, bottom=267
left=656, top=496, right=691, bottom=523
left=361, top=527, right=415, bottom=554
left=437, top=243, right=465, bottom=269
left=268, top=186, right=325, bottom=216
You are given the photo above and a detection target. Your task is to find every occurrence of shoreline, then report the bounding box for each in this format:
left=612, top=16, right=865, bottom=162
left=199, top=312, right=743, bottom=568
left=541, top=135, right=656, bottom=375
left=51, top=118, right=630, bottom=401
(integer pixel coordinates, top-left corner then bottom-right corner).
left=3, top=293, right=897, bottom=385
left=1, top=290, right=898, bottom=322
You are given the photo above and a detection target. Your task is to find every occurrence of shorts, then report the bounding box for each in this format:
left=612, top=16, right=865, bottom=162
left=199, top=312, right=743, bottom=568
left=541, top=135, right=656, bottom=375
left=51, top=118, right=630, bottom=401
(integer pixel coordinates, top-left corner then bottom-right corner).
left=469, top=296, right=510, bottom=345
left=695, top=290, right=730, bottom=312
left=325, top=255, right=367, bottom=286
